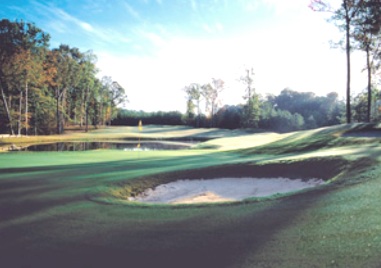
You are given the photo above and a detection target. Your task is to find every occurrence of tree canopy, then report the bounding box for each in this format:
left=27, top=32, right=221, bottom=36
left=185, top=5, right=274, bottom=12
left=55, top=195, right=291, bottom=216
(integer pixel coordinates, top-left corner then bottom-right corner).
left=0, top=19, right=127, bottom=135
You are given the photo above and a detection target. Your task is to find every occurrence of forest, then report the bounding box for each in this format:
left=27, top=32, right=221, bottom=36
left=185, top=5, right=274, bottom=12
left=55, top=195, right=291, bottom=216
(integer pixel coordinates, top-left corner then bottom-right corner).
left=0, top=19, right=127, bottom=135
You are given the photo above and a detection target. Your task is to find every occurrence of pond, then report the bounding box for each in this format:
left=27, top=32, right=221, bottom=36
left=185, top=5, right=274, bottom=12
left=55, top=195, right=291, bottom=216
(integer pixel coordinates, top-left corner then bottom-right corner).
left=13, top=141, right=195, bottom=152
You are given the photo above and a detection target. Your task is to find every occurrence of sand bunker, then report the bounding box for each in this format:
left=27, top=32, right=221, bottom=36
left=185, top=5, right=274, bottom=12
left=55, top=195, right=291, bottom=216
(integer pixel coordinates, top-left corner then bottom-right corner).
left=130, top=177, right=324, bottom=204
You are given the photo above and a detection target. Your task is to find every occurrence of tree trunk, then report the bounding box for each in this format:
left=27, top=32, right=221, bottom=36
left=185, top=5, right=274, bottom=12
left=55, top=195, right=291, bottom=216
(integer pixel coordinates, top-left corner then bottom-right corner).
left=0, top=85, right=15, bottom=135
left=56, top=89, right=64, bottom=134
left=366, top=46, right=372, bottom=123
left=109, top=103, right=113, bottom=126
left=85, top=105, right=89, bottom=132
left=33, top=98, right=38, bottom=136
left=74, top=109, right=77, bottom=125
left=18, top=90, right=23, bottom=136
left=197, top=100, right=200, bottom=128
left=211, top=101, right=215, bottom=128
left=56, top=92, right=60, bottom=134
left=25, top=81, right=28, bottom=135
left=346, top=22, right=352, bottom=124
left=85, top=86, right=89, bottom=132
left=80, top=90, right=85, bottom=128
left=99, top=98, right=104, bottom=126
left=345, top=10, right=352, bottom=124
left=62, top=89, right=67, bottom=128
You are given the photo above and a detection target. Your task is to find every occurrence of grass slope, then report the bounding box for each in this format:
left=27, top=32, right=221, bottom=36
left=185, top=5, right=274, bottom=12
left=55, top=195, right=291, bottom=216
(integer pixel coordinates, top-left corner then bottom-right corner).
left=0, top=124, right=381, bottom=268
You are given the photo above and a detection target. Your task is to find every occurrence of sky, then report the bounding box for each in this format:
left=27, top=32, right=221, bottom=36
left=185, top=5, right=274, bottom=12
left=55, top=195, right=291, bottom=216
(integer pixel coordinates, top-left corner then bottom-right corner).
left=0, top=0, right=369, bottom=112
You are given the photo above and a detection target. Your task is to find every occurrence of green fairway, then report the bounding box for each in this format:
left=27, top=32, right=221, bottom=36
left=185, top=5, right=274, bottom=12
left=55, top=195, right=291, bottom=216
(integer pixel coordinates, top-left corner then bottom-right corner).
left=1, top=124, right=381, bottom=268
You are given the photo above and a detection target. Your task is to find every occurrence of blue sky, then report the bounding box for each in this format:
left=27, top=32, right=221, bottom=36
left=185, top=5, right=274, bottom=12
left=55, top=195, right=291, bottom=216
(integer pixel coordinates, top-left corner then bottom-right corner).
left=1, top=0, right=368, bottom=112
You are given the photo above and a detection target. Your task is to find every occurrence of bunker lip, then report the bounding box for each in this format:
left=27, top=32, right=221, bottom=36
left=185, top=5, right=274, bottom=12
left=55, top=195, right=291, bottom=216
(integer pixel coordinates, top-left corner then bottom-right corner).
left=130, top=177, right=325, bottom=204
left=93, top=157, right=348, bottom=206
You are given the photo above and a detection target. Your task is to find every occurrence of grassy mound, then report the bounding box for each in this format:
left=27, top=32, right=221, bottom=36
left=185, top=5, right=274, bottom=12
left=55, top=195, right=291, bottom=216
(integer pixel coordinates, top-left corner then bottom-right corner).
left=239, top=123, right=381, bottom=155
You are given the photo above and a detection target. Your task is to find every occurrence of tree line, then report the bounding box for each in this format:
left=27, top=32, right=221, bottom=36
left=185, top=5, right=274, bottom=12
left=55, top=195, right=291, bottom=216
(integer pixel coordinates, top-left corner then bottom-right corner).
left=115, top=61, right=381, bottom=133
left=113, top=110, right=183, bottom=126
left=114, top=87, right=346, bottom=133
left=0, top=19, right=127, bottom=135
left=114, top=76, right=381, bottom=133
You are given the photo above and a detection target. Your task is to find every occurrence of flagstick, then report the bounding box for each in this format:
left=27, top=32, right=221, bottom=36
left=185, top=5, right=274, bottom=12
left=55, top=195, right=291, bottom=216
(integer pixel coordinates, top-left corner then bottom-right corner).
left=137, top=120, right=143, bottom=159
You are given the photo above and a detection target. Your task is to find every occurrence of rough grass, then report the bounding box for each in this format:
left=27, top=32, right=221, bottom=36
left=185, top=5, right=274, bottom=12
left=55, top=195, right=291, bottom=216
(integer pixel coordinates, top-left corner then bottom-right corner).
left=1, top=124, right=381, bottom=268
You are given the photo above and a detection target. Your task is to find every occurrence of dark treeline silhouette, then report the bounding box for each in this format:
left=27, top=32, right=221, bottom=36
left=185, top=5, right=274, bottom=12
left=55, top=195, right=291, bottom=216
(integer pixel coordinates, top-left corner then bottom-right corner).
left=114, top=89, right=346, bottom=133
left=112, top=110, right=183, bottom=126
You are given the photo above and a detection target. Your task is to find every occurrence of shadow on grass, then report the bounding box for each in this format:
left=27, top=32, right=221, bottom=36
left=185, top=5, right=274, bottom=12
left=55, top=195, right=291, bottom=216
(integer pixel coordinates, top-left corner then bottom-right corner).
left=0, top=150, right=245, bottom=223
left=0, top=184, right=83, bottom=222
left=0, top=181, right=349, bottom=268
left=0, top=149, right=379, bottom=268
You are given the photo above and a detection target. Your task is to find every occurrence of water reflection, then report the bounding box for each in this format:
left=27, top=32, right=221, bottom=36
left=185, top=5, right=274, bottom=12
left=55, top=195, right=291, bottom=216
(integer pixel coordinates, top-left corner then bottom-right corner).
left=20, top=141, right=193, bottom=152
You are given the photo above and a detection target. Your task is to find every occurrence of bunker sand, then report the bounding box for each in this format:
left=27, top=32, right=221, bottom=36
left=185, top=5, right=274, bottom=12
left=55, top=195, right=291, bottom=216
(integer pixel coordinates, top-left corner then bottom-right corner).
left=131, top=177, right=325, bottom=204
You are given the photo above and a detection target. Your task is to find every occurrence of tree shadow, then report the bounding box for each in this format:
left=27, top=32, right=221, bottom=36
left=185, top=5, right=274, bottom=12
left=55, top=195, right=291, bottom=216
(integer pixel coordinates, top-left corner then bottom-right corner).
left=0, top=183, right=339, bottom=268
left=0, top=150, right=375, bottom=268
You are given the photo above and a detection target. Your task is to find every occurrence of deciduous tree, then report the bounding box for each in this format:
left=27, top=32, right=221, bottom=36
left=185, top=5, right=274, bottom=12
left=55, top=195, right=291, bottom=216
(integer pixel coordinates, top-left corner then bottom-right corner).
left=201, top=79, right=224, bottom=127
left=0, top=19, right=49, bottom=135
left=310, top=0, right=364, bottom=123
left=183, top=83, right=202, bottom=126
left=352, top=0, right=381, bottom=122
left=240, top=68, right=260, bottom=128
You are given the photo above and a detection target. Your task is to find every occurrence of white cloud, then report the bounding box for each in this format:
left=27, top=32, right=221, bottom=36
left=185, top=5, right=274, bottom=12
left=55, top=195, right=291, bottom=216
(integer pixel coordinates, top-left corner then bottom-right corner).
left=79, top=21, right=94, bottom=32
left=190, top=0, right=198, bottom=12
left=30, top=1, right=131, bottom=49
left=242, top=1, right=260, bottom=12
left=97, top=52, right=187, bottom=112
left=260, top=0, right=307, bottom=13
left=52, top=7, right=98, bottom=33
left=123, top=2, right=142, bottom=21
left=139, top=31, right=167, bottom=47
left=201, top=22, right=224, bottom=34
left=216, top=22, right=224, bottom=33
left=47, top=21, right=68, bottom=33
left=202, top=24, right=213, bottom=33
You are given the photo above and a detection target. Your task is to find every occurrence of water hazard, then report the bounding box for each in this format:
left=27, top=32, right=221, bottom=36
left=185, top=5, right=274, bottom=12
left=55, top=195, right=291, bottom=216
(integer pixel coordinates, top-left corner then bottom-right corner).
left=12, top=141, right=194, bottom=152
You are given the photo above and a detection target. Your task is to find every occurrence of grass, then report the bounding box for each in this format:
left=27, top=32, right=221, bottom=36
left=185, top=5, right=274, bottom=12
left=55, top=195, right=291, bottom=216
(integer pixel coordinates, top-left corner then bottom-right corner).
left=1, top=124, right=381, bottom=267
